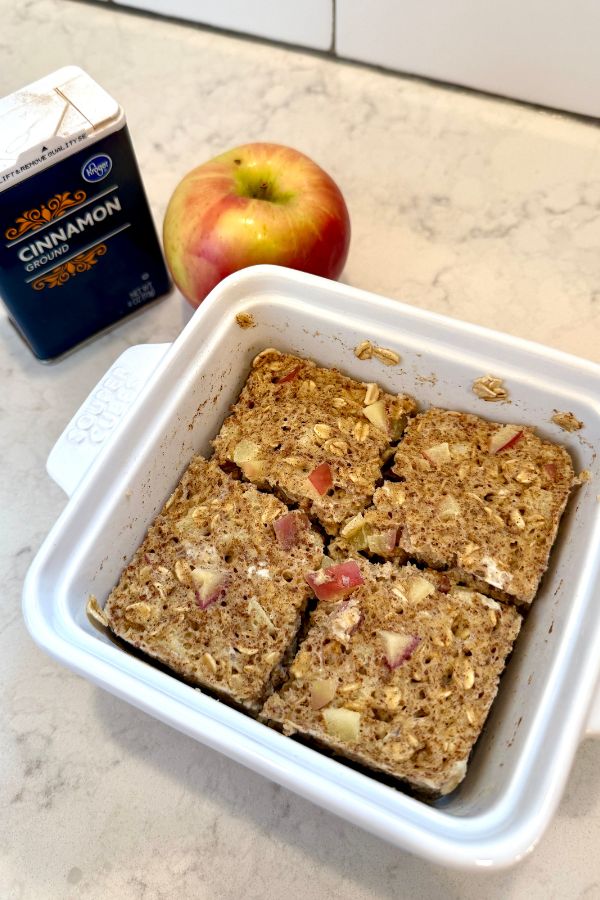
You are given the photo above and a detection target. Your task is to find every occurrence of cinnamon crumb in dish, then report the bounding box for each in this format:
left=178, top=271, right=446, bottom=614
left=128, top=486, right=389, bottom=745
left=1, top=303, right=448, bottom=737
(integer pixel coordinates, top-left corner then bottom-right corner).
left=551, top=411, right=583, bottom=432
left=235, top=312, right=256, bottom=329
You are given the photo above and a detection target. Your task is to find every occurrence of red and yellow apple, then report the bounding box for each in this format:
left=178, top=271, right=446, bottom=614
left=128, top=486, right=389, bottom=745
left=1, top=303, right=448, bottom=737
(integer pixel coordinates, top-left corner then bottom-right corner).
left=163, top=142, right=351, bottom=308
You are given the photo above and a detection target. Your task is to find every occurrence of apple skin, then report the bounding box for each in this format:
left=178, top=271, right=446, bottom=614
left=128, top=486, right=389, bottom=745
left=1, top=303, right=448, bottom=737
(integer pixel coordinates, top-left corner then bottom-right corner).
left=163, top=143, right=351, bottom=308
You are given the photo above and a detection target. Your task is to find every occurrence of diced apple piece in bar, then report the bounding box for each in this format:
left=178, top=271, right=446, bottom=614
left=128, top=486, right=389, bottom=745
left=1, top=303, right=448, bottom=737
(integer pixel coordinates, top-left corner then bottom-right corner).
left=407, top=574, right=435, bottom=603
left=340, top=513, right=366, bottom=538
left=191, top=568, right=228, bottom=609
left=489, top=424, right=524, bottom=454
left=305, top=560, right=364, bottom=602
left=423, top=442, right=451, bottom=465
left=378, top=630, right=420, bottom=669
left=389, top=412, right=408, bottom=441
left=322, top=707, right=361, bottom=742
left=242, top=459, right=267, bottom=480
left=438, top=495, right=460, bottom=519
left=233, top=439, right=260, bottom=464
left=310, top=679, right=337, bottom=710
left=340, top=512, right=368, bottom=551
left=233, top=440, right=267, bottom=480
left=273, top=511, right=308, bottom=550
left=363, top=399, right=388, bottom=432
left=307, top=462, right=333, bottom=495
left=367, top=528, right=397, bottom=555
left=247, top=597, right=276, bottom=634
left=276, top=364, right=303, bottom=384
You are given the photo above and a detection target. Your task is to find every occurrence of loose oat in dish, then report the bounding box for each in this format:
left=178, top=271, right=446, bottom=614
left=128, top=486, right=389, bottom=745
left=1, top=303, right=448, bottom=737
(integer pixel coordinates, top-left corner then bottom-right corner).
left=103, top=456, right=323, bottom=712
left=372, top=345, right=401, bottom=366
left=261, top=559, right=521, bottom=796
left=472, top=374, right=509, bottom=402
left=390, top=409, right=575, bottom=605
left=354, top=340, right=374, bottom=360
left=354, top=340, right=401, bottom=366
left=212, top=350, right=416, bottom=534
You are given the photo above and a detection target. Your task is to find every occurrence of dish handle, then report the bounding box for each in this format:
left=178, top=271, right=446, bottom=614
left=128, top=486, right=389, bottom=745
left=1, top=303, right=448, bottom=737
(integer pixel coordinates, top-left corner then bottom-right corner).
left=46, top=343, right=171, bottom=498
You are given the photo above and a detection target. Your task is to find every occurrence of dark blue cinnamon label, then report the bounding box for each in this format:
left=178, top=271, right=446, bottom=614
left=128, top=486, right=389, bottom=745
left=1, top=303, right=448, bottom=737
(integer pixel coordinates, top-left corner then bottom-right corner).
left=0, top=125, right=170, bottom=359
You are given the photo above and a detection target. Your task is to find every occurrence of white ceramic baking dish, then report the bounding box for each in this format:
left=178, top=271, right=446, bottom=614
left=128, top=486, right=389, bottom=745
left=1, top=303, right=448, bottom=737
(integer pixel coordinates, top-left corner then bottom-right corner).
left=23, top=265, right=600, bottom=870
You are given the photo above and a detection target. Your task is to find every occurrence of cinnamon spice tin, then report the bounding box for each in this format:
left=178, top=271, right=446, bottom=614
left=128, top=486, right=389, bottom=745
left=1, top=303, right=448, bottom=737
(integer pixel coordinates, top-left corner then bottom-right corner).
left=0, top=66, right=170, bottom=359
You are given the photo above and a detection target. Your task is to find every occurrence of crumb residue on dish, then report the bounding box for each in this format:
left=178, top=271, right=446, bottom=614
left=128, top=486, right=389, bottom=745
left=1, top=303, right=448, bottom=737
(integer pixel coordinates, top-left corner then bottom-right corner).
left=472, top=374, right=509, bottom=402
left=551, top=410, right=583, bottom=432
left=415, top=373, right=438, bottom=386
left=187, top=398, right=210, bottom=432
left=235, top=312, right=256, bottom=329
left=576, top=469, right=592, bottom=484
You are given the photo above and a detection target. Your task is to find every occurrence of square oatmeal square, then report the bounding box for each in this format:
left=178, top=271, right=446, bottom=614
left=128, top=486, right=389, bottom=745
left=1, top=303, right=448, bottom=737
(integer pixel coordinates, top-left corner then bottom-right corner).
left=212, top=349, right=416, bottom=535
left=262, top=559, right=521, bottom=795
left=101, top=456, right=324, bottom=712
left=390, top=409, right=575, bottom=605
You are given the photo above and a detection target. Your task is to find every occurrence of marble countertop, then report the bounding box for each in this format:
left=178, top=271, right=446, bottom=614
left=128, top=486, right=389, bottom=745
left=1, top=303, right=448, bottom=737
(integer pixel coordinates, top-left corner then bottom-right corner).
left=2, top=1, right=600, bottom=897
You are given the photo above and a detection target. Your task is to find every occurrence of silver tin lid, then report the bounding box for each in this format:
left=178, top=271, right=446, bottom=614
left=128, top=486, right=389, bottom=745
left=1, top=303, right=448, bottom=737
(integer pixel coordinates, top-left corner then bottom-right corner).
left=0, top=66, right=125, bottom=191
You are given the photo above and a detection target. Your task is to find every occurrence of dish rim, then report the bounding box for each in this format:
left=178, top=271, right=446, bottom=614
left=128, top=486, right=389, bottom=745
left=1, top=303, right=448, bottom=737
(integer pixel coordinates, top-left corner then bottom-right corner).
left=23, top=264, right=600, bottom=870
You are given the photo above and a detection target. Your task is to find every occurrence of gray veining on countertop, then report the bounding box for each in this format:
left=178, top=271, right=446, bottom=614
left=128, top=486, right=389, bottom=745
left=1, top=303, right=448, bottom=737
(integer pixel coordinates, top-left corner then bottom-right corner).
left=1, top=1, right=599, bottom=897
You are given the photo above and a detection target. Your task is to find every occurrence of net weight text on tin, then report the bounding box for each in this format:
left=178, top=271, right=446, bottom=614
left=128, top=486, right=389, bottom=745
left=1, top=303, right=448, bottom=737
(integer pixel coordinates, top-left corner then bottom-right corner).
left=128, top=274, right=156, bottom=307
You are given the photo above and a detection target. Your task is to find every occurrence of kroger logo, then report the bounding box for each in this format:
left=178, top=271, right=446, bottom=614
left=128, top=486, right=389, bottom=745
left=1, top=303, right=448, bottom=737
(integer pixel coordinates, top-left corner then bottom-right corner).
left=82, top=154, right=112, bottom=183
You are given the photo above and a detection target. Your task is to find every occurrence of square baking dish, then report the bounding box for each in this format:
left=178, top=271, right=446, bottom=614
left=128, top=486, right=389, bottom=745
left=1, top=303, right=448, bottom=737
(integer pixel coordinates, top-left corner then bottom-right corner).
left=23, top=265, right=600, bottom=870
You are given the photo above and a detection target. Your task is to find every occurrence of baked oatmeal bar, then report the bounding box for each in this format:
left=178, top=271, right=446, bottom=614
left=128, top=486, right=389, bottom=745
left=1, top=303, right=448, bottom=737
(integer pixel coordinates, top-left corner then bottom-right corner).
left=102, top=456, right=323, bottom=712
left=390, top=409, right=575, bottom=605
left=261, top=559, right=521, bottom=796
left=212, top=349, right=417, bottom=535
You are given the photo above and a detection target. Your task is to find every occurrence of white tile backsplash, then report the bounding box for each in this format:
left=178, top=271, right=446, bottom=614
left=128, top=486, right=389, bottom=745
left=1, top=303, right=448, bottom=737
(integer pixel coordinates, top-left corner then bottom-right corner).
left=335, top=0, right=600, bottom=117
left=105, top=0, right=600, bottom=116
left=114, top=0, right=333, bottom=51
